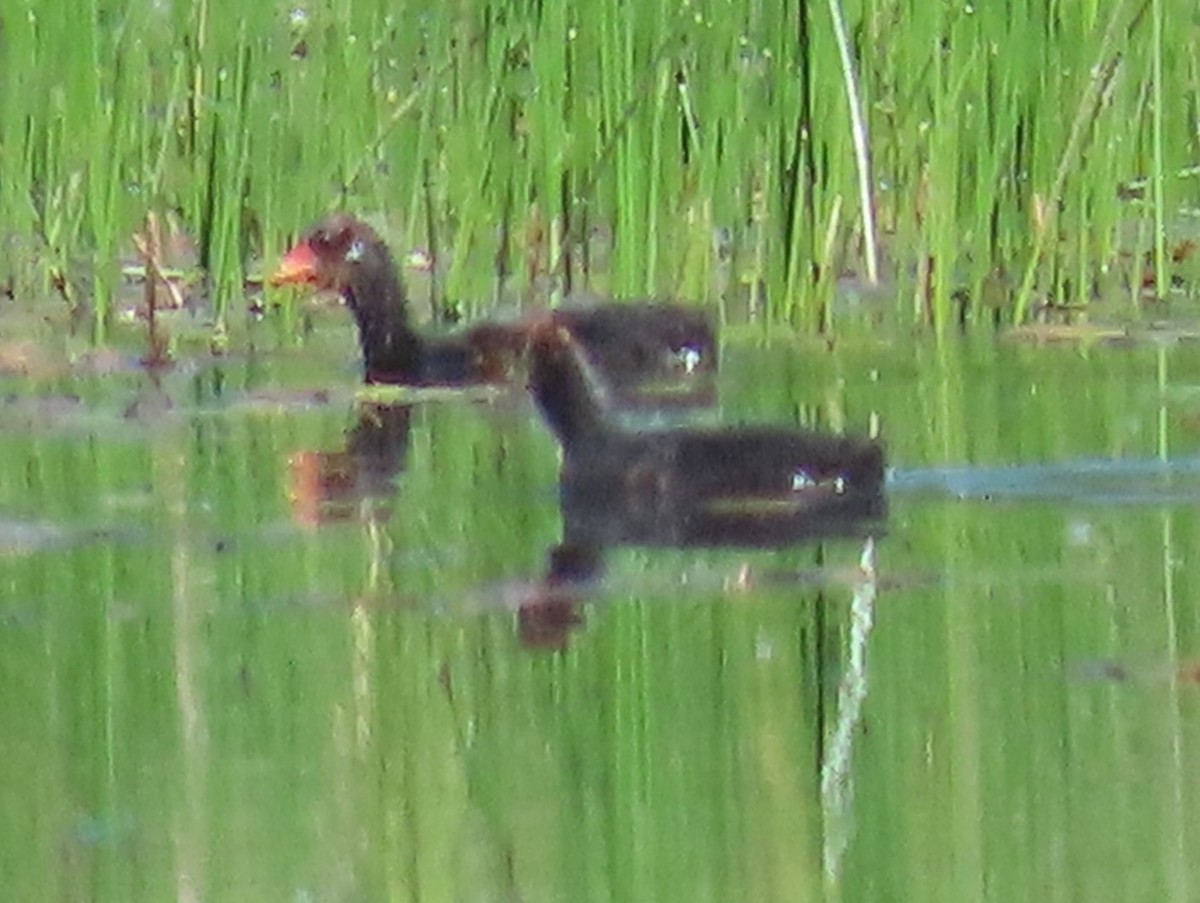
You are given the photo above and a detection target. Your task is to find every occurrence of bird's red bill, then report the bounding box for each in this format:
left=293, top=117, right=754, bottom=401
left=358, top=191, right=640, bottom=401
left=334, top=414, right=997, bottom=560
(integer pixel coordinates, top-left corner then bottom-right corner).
left=269, top=241, right=319, bottom=286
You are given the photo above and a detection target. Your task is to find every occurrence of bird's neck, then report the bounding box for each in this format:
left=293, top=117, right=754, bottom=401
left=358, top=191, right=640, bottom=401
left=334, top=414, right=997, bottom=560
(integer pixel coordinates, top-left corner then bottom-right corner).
left=532, top=342, right=611, bottom=447
left=341, top=248, right=423, bottom=381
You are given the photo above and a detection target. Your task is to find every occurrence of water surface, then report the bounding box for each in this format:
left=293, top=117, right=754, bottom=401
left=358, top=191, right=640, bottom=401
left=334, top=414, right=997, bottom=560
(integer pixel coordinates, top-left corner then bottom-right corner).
left=3, top=302, right=1199, bottom=901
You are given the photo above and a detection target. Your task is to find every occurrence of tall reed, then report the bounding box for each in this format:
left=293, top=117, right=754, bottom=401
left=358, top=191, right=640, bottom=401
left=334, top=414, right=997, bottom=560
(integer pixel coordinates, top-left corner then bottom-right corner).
left=0, top=0, right=1194, bottom=331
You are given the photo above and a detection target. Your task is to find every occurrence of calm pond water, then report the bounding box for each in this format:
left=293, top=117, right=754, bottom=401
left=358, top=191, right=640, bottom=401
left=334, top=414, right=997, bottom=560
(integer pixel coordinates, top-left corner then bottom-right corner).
left=3, top=299, right=1200, bottom=901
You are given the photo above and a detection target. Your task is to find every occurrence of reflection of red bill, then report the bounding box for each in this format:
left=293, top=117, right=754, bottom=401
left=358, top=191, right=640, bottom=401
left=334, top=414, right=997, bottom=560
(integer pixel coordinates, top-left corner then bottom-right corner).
left=287, top=451, right=379, bottom=529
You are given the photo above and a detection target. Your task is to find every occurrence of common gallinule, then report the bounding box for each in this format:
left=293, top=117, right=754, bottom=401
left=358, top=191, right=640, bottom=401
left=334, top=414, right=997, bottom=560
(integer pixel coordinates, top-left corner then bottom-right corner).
left=527, top=322, right=886, bottom=547
left=271, top=213, right=717, bottom=397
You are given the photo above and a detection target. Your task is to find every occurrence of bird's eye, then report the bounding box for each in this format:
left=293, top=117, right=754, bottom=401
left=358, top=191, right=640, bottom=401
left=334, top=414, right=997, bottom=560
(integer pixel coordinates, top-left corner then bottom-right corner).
left=315, top=224, right=352, bottom=251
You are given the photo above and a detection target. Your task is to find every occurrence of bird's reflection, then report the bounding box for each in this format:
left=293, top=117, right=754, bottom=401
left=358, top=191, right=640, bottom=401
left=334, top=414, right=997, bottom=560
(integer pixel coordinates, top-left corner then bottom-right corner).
left=287, top=402, right=413, bottom=528
left=515, top=543, right=603, bottom=651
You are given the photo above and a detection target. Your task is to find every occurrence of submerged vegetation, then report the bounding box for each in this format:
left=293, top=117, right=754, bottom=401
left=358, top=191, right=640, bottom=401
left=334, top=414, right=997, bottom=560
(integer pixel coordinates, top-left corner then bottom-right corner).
left=0, top=0, right=1196, bottom=333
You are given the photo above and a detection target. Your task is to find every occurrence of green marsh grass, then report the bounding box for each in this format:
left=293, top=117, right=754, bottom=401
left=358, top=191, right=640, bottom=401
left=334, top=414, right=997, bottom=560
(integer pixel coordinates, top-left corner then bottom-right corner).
left=0, top=0, right=1196, bottom=333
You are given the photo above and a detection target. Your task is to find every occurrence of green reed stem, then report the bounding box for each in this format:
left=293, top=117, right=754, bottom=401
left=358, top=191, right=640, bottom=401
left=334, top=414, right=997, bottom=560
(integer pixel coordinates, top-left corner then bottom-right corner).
left=1150, top=0, right=1166, bottom=297
left=1012, top=0, right=1137, bottom=323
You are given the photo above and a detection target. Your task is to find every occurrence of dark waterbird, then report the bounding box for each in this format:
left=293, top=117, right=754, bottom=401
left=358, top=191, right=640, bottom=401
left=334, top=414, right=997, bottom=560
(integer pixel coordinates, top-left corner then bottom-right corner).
left=527, top=321, right=887, bottom=548
left=271, top=213, right=717, bottom=401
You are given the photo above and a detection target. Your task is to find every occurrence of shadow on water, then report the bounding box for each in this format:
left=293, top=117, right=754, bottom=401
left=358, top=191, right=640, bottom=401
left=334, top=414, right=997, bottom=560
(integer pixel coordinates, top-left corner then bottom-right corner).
left=892, top=455, right=1200, bottom=505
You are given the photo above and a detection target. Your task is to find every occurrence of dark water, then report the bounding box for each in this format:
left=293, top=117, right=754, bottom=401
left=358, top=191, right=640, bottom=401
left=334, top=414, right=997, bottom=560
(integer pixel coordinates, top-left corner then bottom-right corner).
left=3, top=303, right=1200, bottom=901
